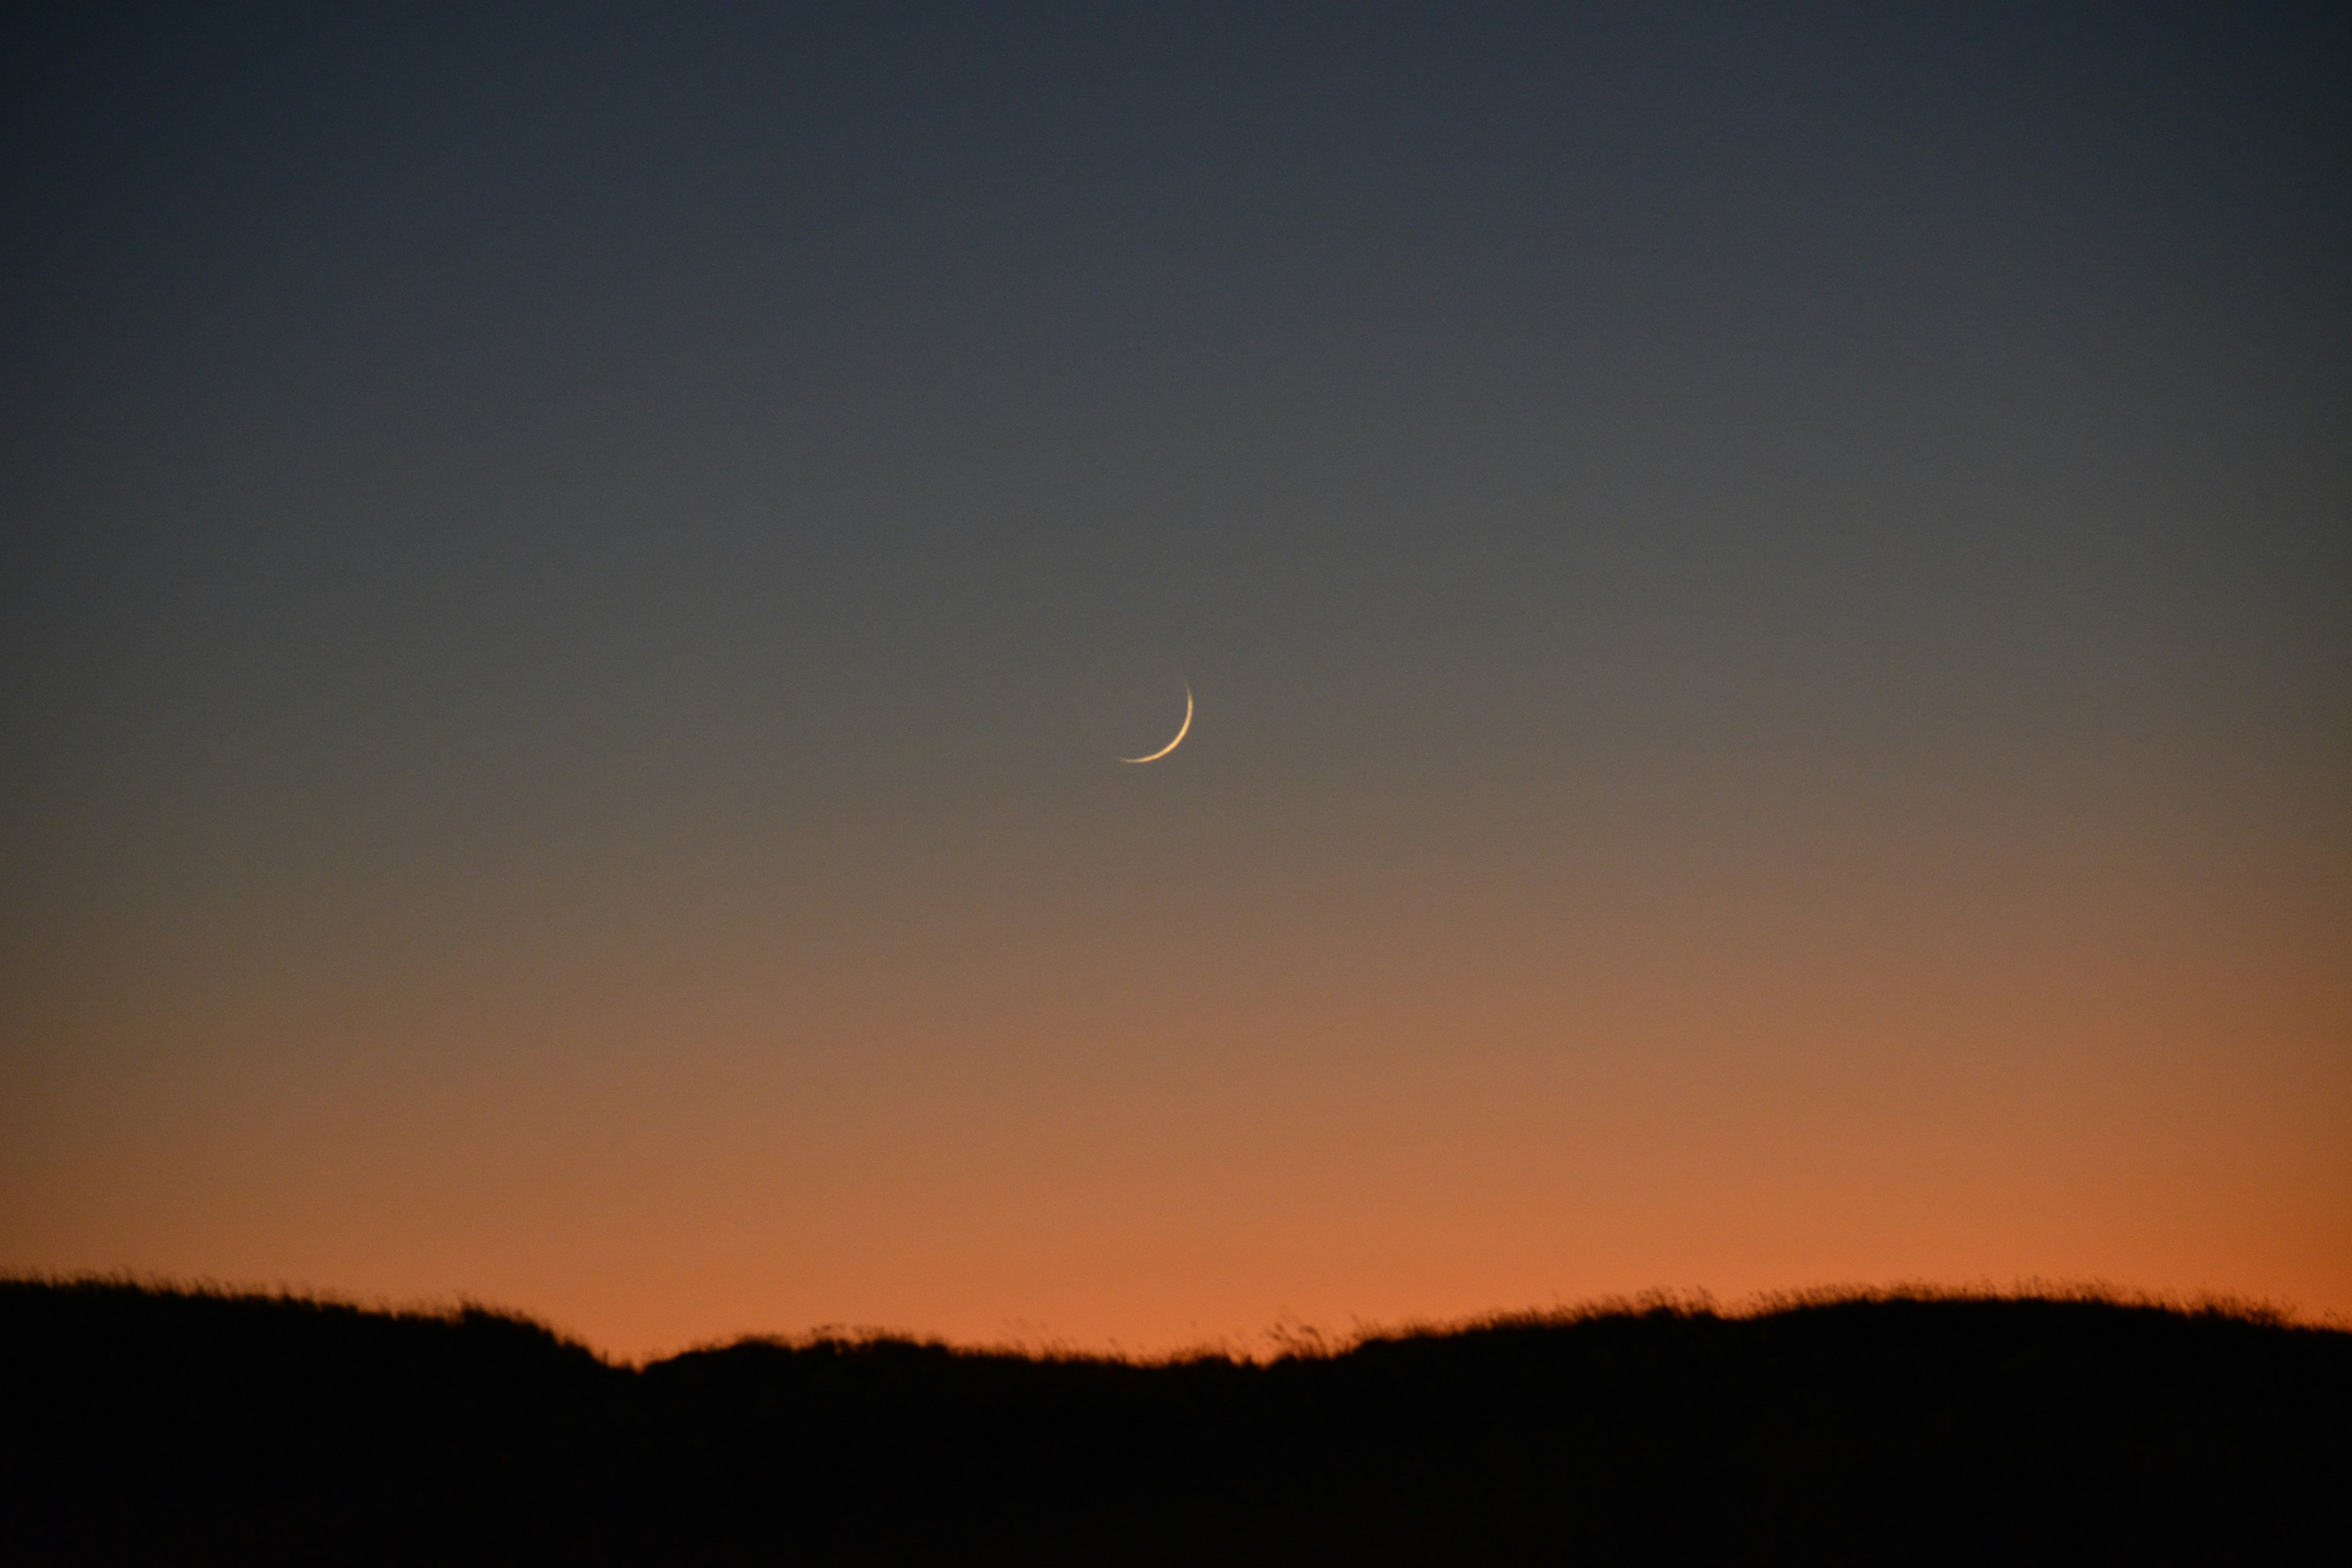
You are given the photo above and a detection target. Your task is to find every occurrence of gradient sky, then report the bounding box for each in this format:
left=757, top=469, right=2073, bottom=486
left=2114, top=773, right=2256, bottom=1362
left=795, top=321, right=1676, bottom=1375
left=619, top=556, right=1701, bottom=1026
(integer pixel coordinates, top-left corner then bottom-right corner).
left=4, top=3, right=2346, bottom=1359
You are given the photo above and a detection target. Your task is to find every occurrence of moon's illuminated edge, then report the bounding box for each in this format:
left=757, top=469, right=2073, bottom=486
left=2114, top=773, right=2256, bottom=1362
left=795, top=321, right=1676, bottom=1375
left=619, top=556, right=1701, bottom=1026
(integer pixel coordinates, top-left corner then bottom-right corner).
left=1118, top=685, right=1193, bottom=764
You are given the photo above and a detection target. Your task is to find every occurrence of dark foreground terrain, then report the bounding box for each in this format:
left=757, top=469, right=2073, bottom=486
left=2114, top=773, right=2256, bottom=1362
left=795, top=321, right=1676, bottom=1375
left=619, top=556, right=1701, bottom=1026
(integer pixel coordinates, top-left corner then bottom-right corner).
left=2, top=1278, right=2344, bottom=1564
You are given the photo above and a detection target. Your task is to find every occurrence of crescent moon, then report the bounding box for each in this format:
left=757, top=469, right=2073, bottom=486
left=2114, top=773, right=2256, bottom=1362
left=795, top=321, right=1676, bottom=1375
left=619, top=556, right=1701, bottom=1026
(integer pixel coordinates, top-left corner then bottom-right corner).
left=1119, top=684, right=1193, bottom=764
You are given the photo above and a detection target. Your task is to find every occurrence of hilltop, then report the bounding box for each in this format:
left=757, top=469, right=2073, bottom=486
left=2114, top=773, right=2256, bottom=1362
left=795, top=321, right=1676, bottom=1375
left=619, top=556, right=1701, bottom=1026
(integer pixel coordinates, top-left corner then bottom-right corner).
left=4, top=1277, right=2343, bottom=1563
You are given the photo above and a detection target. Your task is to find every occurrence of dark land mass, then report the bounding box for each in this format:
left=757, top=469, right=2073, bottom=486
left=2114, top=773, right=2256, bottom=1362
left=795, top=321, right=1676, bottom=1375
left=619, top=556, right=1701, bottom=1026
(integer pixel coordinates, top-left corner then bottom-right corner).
left=3, top=1278, right=2344, bottom=1564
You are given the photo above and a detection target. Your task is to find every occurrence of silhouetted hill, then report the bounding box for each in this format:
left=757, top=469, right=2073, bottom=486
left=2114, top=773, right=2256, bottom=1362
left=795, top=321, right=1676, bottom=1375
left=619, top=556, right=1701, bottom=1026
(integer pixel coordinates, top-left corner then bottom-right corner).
left=4, top=1278, right=2344, bottom=1564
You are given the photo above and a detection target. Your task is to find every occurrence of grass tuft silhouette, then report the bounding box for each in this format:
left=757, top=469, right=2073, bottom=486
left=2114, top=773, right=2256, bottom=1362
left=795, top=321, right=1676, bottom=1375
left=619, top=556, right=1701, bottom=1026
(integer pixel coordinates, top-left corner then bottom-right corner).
left=3, top=1275, right=2343, bottom=1563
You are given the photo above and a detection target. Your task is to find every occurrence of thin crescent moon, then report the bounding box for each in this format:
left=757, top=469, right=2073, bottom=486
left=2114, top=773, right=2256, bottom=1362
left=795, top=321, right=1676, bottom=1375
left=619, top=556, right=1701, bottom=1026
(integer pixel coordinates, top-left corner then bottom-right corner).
left=1118, top=684, right=1193, bottom=764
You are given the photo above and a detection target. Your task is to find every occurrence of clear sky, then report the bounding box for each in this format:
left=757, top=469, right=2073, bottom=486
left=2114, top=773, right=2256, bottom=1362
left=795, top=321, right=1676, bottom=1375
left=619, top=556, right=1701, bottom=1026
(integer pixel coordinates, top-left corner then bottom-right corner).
left=4, top=3, right=2346, bottom=1358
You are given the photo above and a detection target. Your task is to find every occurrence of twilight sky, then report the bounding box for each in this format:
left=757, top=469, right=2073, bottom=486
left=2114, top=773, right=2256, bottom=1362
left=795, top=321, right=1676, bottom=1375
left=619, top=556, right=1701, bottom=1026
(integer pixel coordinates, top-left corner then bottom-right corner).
left=4, top=3, right=2346, bottom=1357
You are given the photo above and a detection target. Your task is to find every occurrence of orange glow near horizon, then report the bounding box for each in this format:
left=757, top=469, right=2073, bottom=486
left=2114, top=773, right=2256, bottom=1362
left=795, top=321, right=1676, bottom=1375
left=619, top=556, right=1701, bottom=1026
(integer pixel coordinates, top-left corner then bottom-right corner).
left=11, top=753, right=2345, bottom=1361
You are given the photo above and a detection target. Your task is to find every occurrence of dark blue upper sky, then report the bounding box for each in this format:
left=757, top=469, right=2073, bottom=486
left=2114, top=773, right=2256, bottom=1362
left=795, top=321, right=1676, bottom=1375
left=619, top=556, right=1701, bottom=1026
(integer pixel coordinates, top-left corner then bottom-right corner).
left=7, top=0, right=2346, bottom=1036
